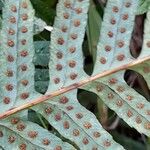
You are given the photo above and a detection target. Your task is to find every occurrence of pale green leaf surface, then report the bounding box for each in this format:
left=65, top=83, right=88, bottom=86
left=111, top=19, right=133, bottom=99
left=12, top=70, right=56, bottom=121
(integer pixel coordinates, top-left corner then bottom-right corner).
left=0, top=117, right=75, bottom=150
left=47, top=0, right=89, bottom=92
left=34, top=90, right=124, bottom=150
left=83, top=0, right=150, bottom=137
left=83, top=71, right=150, bottom=136
left=0, top=0, right=149, bottom=149
left=41, top=0, right=125, bottom=149
left=0, top=0, right=39, bottom=113
left=0, top=2, right=46, bottom=34
left=93, top=0, right=140, bottom=75
left=82, top=0, right=150, bottom=139
left=0, top=1, right=74, bottom=149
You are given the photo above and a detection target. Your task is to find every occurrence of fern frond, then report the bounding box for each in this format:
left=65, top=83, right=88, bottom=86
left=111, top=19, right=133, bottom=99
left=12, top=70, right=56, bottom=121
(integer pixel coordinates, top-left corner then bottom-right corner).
left=0, top=0, right=150, bottom=149
left=93, top=0, right=141, bottom=75
left=1, top=0, right=150, bottom=119
left=33, top=0, right=124, bottom=149
left=83, top=0, right=150, bottom=136
left=48, top=0, right=89, bottom=92
left=84, top=71, right=150, bottom=136
left=0, top=116, right=75, bottom=149
left=34, top=90, right=124, bottom=150
left=0, top=0, right=39, bottom=113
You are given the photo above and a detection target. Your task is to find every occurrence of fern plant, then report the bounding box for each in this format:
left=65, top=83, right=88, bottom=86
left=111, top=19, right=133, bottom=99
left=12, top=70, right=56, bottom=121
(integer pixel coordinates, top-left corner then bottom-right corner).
left=0, top=0, right=150, bottom=149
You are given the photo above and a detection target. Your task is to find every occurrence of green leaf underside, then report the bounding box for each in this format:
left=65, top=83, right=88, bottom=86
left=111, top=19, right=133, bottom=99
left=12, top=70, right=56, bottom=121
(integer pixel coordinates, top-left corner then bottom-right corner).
left=33, top=90, right=124, bottom=150
left=32, top=0, right=126, bottom=149
left=0, top=0, right=150, bottom=149
left=0, top=0, right=38, bottom=113
left=0, top=1, right=74, bottom=149
left=34, top=0, right=124, bottom=149
left=0, top=117, right=75, bottom=150
left=93, top=0, right=144, bottom=75
left=81, top=0, right=150, bottom=137
left=84, top=6, right=150, bottom=132
left=0, top=1, right=47, bottom=113
left=83, top=70, right=150, bottom=136
left=47, top=0, right=89, bottom=92
left=34, top=1, right=148, bottom=149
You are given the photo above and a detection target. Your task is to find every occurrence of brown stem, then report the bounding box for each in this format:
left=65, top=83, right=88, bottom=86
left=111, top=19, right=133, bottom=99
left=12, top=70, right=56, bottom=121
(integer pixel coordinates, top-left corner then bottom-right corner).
left=0, top=56, right=149, bottom=119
